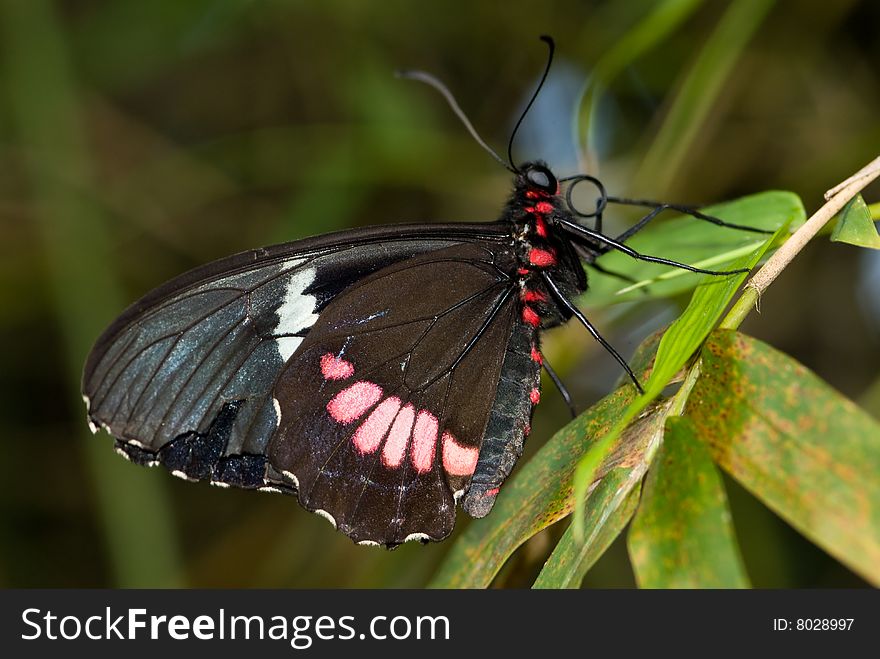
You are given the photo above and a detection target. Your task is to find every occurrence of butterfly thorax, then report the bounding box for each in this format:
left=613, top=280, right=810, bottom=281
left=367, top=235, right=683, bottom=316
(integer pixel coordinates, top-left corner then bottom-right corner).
left=503, top=161, right=587, bottom=330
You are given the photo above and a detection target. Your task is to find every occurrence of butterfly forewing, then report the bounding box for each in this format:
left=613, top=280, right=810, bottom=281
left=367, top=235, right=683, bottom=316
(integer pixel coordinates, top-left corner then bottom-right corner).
left=269, top=243, right=520, bottom=544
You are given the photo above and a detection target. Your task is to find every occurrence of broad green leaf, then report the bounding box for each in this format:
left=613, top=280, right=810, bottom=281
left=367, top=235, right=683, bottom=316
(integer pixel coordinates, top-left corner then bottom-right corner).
left=628, top=417, right=749, bottom=588
left=532, top=399, right=672, bottom=589
left=572, top=213, right=791, bottom=539
left=830, top=194, right=880, bottom=249
left=586, top=191, right=805, bottom=306
left=429, top=332, right=664, bottom=588
left=686, top=330, right=880, bottom=585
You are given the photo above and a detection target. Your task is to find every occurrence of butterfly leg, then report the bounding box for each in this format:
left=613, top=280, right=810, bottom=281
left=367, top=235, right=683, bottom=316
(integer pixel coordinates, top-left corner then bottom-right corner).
left=606, top=197, right=773, bottom=241
left=541, top=357, right=577, bottom=419
left=556, top=217, right=751, bottom=276
left=541, top=273, right=644, bottom=394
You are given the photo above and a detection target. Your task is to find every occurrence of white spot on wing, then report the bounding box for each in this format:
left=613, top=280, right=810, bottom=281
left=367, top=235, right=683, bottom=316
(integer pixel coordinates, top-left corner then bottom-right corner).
left=453, top=489, right=464, bottom=502
left=171, top=470, right=195, bottom=482
left=282, top=470, right=299, bottom=488
left=210, top=481, right=230, bottom=488
left=275, top=267, right=319, bottom=361
left=259, top=486, right=283, bottom=494
left=357, top=540, right=380, bottom=547
left=404, top=532, right=430, bottom=544
left=275, top=336, right=303, bottom=362
left=272, top=397, right=282, bottom=428
left=315, top=509, right=337, bottom=529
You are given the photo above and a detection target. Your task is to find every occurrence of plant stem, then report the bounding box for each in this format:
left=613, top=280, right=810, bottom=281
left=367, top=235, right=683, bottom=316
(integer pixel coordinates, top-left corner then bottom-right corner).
left=720, top=155, right=880, bottom=331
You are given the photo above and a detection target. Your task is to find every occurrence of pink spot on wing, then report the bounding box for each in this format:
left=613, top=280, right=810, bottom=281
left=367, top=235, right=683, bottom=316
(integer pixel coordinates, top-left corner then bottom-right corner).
left=486, top=487, right=500, bottom=496
left=410, top=411, right=438, bottom=473
left=530, top=388, right=541, bottom=404
left=320, top=353, right=354, bottom=380
left=352, top=396, right=401, bottom=454
left=382, top=403, right=414, bottom=468
left=441, top=432, right=479, bottom=477
left=327, top=381, right=383, bottom=424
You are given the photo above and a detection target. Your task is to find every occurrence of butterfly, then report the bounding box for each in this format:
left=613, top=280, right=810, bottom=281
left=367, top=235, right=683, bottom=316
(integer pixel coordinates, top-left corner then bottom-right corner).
left=81, top=37, right=764, bottom=547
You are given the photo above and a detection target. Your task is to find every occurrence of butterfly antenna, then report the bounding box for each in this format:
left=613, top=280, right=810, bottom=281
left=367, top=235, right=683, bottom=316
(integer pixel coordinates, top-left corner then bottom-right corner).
left=507, top=35, right=555, bottom=173
left=396, top=69, right=515, bottom=173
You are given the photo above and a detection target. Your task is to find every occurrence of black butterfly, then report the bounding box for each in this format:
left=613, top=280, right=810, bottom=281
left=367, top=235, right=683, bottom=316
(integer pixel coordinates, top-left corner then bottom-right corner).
left=82, top=37, right=764, bottom=547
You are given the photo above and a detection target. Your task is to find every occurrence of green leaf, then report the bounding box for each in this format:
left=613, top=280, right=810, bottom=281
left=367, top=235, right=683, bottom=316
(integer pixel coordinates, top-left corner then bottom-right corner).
left=533, top=483, right=641, bottom=589
left=532, top=399, right=673, bottom=589
left=830, top=194, right=880, bottom=249
left=586, top=191, right=806, bottom=306
left=686, top=330, right=880, bottom=585
left=628, top=417, right=749, bottom=588
left=429, top=332, right=664, bottom=588
left=571, top=211, right=793, bottom=540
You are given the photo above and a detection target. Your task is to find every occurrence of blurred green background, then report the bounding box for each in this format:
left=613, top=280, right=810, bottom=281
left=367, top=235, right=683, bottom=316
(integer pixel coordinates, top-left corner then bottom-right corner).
left=1, top=0, right=878, bottom=588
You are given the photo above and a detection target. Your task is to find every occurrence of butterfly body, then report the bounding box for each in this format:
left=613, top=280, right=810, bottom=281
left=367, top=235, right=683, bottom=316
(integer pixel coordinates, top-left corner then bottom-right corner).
left=82, top=160, right=599, bottom=546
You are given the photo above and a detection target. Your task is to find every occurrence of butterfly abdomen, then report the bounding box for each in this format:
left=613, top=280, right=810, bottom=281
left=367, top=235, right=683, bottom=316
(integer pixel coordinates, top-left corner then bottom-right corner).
left=462, top=321, right=541, bottom=517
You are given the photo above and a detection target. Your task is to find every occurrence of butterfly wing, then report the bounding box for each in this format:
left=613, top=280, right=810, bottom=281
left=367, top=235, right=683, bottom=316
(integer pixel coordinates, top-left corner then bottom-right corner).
left=82, top=223, right=509, bottom=486
left=268, top=242, right=522, bottom=544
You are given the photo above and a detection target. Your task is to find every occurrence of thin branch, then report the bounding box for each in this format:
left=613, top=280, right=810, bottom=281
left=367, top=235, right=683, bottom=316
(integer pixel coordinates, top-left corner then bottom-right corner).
left=721, top=155, right=880, bottom=330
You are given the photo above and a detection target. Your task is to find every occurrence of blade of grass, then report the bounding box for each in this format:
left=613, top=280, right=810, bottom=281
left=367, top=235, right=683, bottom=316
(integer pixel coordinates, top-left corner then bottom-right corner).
left=577, top=0, right=705, bottom=156
left=635, top=0, right=775, bottom=194
left=1, top=0, right=183, bottom=587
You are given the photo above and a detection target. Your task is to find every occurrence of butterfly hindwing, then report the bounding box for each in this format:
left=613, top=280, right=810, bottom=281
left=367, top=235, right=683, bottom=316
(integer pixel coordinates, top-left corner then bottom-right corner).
left=268, top=243, right=520, bottom=544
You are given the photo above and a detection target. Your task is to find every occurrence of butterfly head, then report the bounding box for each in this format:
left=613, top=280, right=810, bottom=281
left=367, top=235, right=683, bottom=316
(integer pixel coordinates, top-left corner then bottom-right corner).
left=517, top=161, right=559, bottom=196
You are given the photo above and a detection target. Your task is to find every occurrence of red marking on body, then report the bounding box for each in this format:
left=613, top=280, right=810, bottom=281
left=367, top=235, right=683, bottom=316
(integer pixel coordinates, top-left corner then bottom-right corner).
left=528, top=248, right=557, bottom=267
left=486, top=487, right=500, bottom=497
left=320, top=353, right=354, bottom=380
left=530, top=388, right=541, bottom=404
left=327, top=381, right=383, bottom=424
left=530, top=345, right=543, bottom=364
left=411, top=411, right=438, bottom=473
left=535, top=201, right=553, bottom=214
left=534, top=216, right=548, bottom=237
left=441, top=432, right=479, bottom=477
left=525, top=190, right=540, bottom=199
left=352, top=396, right=401, bottom=454
left=522, top=306, right=540, bottom=327
left=517, top=267, right=530, bottom=275
left=522, top=289, right=547, bottom=303
left=382, top=403, right=414, bottom=468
